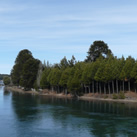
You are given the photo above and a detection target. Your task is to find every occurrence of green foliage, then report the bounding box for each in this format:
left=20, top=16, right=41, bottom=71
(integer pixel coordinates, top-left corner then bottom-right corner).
left=47, top=68, right=61, bottom=87
left=11, top=64, right=21, bottom=85
left=11, top=49, right=33, bottom=85
left=104, top=95, right=108, bottom=99
left=20, top=58, right=40, bottom=90
left=103, top=55, right=114, bottom=82
left=68, top=55, right=77, bottom=67
left=67, top=63, right=83, bottom=94
left=59, top=56, right=69, bottom=70
left=3, top=76, right=10, bottom=85
left=113, top=94, right=118, bottom=99
left=119, top=91, right=125, bottom=99
left=10, top=43, right=137, bottom=96
left=112, top=57, right=123, bottom=80
left=0, top=74, right=10, bottom=80
left=40, top=67, right=51, bottom=89
left=131, top=61, right=137, bottom=83
left=59, top=67, right=72, bottom=88
left=94, top=59, right=106, bottom=82
left=120, top=56, right=135, bottom=80
left=67, top=71, right=81, bottom=94
left=11, top=49, right=40, bottom=90
left=86, top=41, right=112, bottom=62
left=81, top=63, right=91, bottom=84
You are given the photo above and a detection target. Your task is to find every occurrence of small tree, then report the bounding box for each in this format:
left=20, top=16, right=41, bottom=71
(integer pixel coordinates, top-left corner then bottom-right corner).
left=3, top=76, right=10, bottom=85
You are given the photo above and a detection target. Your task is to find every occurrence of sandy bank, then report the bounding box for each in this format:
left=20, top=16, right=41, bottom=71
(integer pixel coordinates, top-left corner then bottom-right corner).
left=5, top=86, right=39, bottom=95
left=5, top=86, right=137, bottom=103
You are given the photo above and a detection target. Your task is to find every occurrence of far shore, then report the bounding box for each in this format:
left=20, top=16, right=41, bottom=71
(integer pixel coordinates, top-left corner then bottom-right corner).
left=4, top=86, right=137, bottom=104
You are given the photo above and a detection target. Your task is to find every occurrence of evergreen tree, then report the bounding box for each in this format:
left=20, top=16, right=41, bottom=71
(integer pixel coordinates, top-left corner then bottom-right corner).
left=67, top=63, right=83, bottom=96
left=47, top=68, right=61, bottom=93
left=68, top=55, right=77, bottom=67
left=59, top=56, right=69, bottom=70
left=3, top=76, right=10, bottom=85
left=119, top=56, right=126, bottom=92
left=85, top=41, right=112, bottom=62
left=94, top=59, right=106, bottom=94
left=11, top=49, right=33, bottom=85
left=81, top=63, right=91, bottom=93
left=120, top=56, right=135, bottom=91
left=20, top=58, right=40, bottom=90
left=40, top=67, right=51, bottom=89
left=59, top=67, right=72, bottom=94
left=131, top=61, right=137, bottom=92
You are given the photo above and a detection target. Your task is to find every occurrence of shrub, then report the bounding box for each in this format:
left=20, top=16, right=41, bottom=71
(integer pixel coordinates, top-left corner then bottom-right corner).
left=104, top=95, right=108, bottom=99
left=119, top=91, right=125, bottom=99
left=113, top=94, right=118, bottom=99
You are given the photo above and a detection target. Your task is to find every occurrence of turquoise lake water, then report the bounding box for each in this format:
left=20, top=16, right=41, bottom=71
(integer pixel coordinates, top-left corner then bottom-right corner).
left=1, top=86, right=137, bottom=137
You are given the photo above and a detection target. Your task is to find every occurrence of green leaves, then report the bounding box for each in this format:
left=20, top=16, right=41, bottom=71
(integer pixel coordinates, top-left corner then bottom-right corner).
left=131, top=62, right=137, bottom=83
left=20, top=58, right=40, bottom=90
left=47, top=68, right=61, bottom=86
left=120, top=56, right=135, bottom=80
left=3, top=76, right=10, bottom=85
left=40, top=68, right=51, bottom=89
left=86, top=41, right=112, bottom=62
left=11, top=49, right=40, bottom=90
left=59, top=67, right=72, bottom=87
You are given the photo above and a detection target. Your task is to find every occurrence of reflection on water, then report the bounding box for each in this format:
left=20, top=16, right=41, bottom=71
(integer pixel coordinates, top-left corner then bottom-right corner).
left=3, top=87, right=10, bottom=95
left=1, top=87, right=137, bottom=137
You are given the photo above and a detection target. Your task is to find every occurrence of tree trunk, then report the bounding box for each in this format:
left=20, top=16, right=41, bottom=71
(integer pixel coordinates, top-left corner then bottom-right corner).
left=99, top=82, right=101, bottom=94
left=108, top=82, right=110, bottom=95
left=128, top=80, right=130, bottom=91
left=120, top=81, right=122, bottom=91
left=96, top=81, right=98, bottom=93
left=123, top=80, right=124, bottom=92
left=89, top=85, right=91, bottom=93
left=112, top=80, right=114, bottom=94
left=116, top=79, right=118, bottom=93
left=104, top=83, right=106, bottom=94
left=92, top=81, right=94, bottom=94
left=58, top=85, right=59, bottom=93
left=65, top=88, right=67, bottom=95
left=85, top=84, right=87, bottom=94
left=135, top=83, right=137, bottom=93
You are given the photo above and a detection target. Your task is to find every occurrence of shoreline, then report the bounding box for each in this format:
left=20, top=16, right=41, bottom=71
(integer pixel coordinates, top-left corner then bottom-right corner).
left=5, top=86, right=137, bottom=103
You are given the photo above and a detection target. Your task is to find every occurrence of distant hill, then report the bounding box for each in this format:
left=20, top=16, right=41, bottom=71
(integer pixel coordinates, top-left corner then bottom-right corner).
left=0, top=74, right=10, bottom=80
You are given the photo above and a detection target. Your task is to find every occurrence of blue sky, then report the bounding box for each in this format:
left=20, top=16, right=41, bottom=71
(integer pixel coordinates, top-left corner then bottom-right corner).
left=0, top=0, right=137, bottom=74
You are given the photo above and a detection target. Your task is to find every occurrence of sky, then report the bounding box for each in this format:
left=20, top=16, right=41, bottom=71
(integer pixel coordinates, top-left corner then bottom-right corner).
left=0, top=0, right=137, bottom=74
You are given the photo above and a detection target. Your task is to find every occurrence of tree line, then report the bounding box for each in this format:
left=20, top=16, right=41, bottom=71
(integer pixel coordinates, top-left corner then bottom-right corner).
left=10, top=41, right=137, bottom=95
left=0, top=74, right=10, bottom=80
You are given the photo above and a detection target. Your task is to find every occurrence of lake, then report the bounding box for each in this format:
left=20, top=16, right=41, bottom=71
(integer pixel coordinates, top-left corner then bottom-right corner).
left=1, top=86, right=137, bottom=137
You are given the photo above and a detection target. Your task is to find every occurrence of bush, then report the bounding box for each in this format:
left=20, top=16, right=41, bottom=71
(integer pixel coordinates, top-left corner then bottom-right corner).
left=3, top=76, right=10, bottom=85
left=104, top=95, right=108, bottom=99
left=119, top=91, right=125, bottom=99
left=113, top=94, right=118, bottom=99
